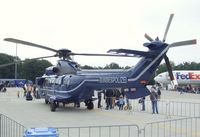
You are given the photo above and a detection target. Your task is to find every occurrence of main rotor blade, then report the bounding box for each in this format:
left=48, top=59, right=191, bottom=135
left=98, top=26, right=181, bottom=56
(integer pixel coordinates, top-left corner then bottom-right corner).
left=169, top=39, right=197, bottom=48
left=69, top=53, right=136, bottom=57
left=144, top=33, right=154, bottom=42
left=4, top=38, right=58, bottom=53
left=163, top=14, right=174, bottom=42
left=0, top=55, right=56, bottom=68
left=164, top=55, right=174, bottom=81
left=26, top=55, right=57, bottom=60
left=0, top=62, right=16, bottom=68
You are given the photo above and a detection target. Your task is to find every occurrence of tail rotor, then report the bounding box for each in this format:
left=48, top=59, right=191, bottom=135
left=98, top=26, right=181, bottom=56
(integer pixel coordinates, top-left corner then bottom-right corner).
left=144, top=14, right=197, bottom=88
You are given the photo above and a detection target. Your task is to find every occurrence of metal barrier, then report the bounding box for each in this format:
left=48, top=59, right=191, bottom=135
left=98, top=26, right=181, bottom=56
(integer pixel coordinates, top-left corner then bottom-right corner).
left=0, top=114, right=26, bottom=137
left=0, top=113, right=200, bottom=137
left=143, top=117, right=200, bottom=137
left=168, top=101, right=200, bottom=117
left=56, top=124, right=140, bottom=137
left=131, top=99, right=200, bottom=117
left=54, top=117, right=200, bottom=137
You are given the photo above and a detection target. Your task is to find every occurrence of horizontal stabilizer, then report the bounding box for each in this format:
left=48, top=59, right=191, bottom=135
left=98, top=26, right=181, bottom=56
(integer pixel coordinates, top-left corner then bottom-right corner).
left=107, top=49, right=157, bottom=58
left=169, top=39, right=197, bottom=48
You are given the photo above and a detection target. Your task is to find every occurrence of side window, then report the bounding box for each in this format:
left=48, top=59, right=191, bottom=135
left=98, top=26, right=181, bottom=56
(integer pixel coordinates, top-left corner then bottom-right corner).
left=63, top=76, right=70, bottom=87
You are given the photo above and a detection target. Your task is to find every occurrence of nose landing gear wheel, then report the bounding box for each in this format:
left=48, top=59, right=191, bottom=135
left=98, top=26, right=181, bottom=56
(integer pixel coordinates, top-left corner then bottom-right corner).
left=45, top=99, right=49, bottom=104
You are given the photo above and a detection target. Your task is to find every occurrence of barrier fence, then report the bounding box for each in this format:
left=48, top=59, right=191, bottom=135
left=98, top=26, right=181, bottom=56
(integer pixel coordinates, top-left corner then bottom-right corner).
left=143, top=117, right=200, bottom=137
left=0, top=98, right=200, bottom=137
left=56, top=124, right=140, bottom=137
left=54, top=117, right=200, bottom=137
left=0, top=114, right=26, bottom=137
left=0, top=113, right=200, bottom=137
left=131, top=99, right=200, bottom=117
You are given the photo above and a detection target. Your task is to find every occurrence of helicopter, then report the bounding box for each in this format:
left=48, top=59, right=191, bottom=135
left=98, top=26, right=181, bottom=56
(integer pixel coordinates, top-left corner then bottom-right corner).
left=1, top=14, right=197, bottom=111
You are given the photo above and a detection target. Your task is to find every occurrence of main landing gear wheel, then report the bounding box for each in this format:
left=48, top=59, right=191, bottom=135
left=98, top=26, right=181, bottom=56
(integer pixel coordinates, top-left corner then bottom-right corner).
left=87, top=101, right=94, bottom=110
left=50, top=102, right=57, bottom=112
left=45, top=99, right=49, bottom=104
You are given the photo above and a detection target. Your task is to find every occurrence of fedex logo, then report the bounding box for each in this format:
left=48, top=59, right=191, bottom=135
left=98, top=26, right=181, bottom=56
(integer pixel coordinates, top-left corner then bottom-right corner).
left=176, top=72, right=200, bottom=80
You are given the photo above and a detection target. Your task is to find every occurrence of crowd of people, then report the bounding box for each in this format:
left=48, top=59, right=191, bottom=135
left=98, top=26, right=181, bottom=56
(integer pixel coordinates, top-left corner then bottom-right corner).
left=177, top=84, right=200, bottom=94
left=16, top=83, right=39, bottom=100
left=97, top=86, right=161, bottom=114
left=97, top=88, right=131, bottom=111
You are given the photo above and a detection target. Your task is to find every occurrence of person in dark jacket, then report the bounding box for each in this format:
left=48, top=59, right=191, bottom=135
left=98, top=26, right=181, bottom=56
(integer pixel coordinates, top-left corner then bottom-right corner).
left=150, top=86, right=159, bottom=114
left=105, top=89, right=113, bottom=110
left=139, top=96, right=145, bottom=111
left=97, top=91, right=103, bottom=108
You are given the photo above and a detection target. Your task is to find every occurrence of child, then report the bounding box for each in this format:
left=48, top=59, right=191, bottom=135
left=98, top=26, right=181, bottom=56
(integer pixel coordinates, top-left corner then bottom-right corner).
left=118, top=95, right=125, bottom=110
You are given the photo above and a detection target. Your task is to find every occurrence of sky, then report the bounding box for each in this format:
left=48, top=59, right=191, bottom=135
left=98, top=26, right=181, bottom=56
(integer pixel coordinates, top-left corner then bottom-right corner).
left=0, top=0, right=200, bottom=67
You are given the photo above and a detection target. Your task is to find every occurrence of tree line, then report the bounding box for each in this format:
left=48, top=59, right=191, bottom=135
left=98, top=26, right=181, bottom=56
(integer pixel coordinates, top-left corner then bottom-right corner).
left=1, top=53, right=200, bottom=83
left=0, top=53, right=52, bottom=82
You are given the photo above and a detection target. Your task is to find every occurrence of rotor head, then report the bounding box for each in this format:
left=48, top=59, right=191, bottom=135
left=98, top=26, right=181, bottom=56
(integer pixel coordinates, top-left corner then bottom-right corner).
left=57, top=49, right=72, bottom=60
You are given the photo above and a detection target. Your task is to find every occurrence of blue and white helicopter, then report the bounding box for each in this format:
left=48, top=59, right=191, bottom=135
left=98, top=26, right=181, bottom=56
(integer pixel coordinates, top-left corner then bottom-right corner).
left=4, top=14, right=197, bottom=111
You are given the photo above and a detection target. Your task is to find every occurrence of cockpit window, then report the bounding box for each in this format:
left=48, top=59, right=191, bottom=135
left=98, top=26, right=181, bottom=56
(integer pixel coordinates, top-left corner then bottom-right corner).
left=63, top=77, right=70, bottom=85
left=55, top=77, right=63, bottom=85
left=43, top=77, right=55, bottom=87
left=69, top=61, right=81, bottom=71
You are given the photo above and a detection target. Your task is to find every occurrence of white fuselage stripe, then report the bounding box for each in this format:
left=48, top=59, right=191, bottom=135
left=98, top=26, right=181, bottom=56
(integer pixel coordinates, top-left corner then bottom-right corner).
left=128, top=47, right=169, bottom=81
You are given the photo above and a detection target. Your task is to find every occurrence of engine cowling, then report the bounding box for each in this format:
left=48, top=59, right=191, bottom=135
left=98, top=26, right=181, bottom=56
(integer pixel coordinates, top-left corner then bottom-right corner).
left=56, top=60, right=79, bottom=75
left=44, top=60, right=80, bottom=76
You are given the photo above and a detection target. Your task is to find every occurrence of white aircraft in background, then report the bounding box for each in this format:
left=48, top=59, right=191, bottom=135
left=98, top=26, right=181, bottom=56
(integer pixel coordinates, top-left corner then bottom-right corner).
left=154, top=70, right=200, bottom=88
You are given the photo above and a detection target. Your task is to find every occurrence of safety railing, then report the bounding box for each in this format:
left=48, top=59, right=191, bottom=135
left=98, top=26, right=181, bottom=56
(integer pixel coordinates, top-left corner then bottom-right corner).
left=143, top=117, right=200, bottom=137
left=0, top=113, right=200, bottom=137
left=168, top=101, right=200, bottom=117
left=130, top=99, right=200, bottom=117
left=54, top=117, right=200, bottom=137
left=55, top=124, right=140, bottom=137
left=0, top=113, right=26, bottom=137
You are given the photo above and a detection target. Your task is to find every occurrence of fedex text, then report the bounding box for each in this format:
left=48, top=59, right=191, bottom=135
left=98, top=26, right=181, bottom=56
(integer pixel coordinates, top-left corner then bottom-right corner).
left=176, top=72, right=200, bottom=80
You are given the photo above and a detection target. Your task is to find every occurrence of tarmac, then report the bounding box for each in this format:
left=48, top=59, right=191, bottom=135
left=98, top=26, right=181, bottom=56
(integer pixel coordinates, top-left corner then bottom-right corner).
left=0, top=87, right=200, bottom=131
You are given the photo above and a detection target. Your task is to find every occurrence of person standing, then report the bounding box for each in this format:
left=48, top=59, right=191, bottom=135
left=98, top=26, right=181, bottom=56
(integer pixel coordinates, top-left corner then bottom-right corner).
left=150, top=86, right=159, bottom=114
left=140, top=96, right=145, bottom=111
left=26, top=84, right=33, bottom=101
left=105, top=89, right=113, bottom=110
left=157, top=87, right=161, bottom=99
left=17, top=91, right=20, bottom=98
left=97, top=91, right=102, bottom=108
left=23, top=83, right=27, bottom=97
left=26, top=84, right=33, bottom=94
